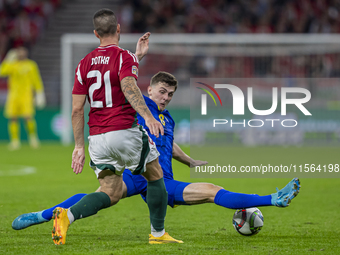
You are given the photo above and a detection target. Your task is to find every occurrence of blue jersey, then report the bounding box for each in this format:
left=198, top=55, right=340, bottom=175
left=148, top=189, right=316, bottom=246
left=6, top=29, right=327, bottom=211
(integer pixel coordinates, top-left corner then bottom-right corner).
left=137, top=96, right=175, bottom=180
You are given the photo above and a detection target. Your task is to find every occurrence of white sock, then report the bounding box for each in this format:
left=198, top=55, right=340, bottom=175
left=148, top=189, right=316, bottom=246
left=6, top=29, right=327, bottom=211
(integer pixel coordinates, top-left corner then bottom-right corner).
left=67, top=208, right=75, bottom=224
left=151, top=224, right=165, bottom=237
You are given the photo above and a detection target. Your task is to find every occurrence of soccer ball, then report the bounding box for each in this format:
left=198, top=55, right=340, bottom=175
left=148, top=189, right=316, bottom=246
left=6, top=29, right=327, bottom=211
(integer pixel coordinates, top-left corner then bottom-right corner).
left=232, top=207, right=264, bottom=236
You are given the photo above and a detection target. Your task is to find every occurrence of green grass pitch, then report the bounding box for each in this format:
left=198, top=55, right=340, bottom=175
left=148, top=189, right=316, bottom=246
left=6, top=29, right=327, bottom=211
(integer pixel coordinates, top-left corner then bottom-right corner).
left=1, top=143, right=339, bottom=254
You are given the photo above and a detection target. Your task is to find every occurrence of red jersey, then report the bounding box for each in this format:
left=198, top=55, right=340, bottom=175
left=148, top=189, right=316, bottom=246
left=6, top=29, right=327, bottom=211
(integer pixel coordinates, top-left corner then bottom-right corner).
left=72, top=44, right=139, bottom=135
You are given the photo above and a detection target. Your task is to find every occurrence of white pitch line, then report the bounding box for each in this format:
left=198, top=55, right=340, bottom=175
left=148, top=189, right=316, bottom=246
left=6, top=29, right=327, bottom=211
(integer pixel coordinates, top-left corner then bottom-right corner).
left=0, top=165, right=37, bottom=176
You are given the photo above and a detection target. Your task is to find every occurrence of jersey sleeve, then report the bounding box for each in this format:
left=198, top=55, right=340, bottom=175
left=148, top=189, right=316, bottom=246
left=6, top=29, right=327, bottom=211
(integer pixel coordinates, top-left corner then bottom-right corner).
left=30, top=61, right=44, bottom=92
left=0, top=60, right=14, bottom=76
left=72, top=60, right=87, bottom=95
left=119, top=51, right=139, bottom=81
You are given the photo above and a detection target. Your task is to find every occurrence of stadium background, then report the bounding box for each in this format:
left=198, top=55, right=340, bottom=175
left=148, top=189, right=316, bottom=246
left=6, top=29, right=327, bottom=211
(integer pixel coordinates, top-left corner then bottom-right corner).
left=1, top=1, right=340, bottom=254
left=0, top=0, right=340, bottom=145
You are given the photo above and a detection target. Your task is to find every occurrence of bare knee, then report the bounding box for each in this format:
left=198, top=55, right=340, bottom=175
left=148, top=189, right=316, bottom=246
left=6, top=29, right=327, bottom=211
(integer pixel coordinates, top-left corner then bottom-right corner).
left=212, top=184, right=223, bottom=191
left=108, top=193, right=120, bottom=206
left=199, top=183, right=223, bottom=203
left=183, top=183, right=223, bottom=204
left=142, top=158, right=163, bottom=181
left=208, top=184, right=223, bottom=202
left=97, top=170, right=123, bottom=206
left=100, top=189, right=121, bottom=206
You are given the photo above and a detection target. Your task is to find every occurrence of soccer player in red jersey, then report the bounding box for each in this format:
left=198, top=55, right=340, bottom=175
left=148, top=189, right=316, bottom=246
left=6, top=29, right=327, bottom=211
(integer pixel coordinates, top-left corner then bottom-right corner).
left=51, top=9, right=182, bottom=245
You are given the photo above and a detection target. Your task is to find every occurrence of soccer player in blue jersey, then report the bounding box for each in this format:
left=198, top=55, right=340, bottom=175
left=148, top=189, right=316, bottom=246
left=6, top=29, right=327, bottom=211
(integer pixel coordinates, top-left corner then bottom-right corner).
left=12, top=71, right=300, bottom=234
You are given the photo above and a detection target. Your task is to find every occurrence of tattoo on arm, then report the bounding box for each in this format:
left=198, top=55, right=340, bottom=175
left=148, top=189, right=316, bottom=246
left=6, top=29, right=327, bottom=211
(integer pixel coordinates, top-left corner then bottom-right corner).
left=121, top=76, right=152, bottom=119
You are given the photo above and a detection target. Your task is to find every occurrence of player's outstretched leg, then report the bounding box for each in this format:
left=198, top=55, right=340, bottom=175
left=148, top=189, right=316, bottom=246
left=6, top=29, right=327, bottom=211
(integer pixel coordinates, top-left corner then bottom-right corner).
left=52, top=207, right=70, bottom=245
left=51, top=172, right=120, bottom=245
left=12, top=193, right=86, bottom=230
left=188, top=181, right=300, bottom=209
left=271, top=178, right=300, bottom=207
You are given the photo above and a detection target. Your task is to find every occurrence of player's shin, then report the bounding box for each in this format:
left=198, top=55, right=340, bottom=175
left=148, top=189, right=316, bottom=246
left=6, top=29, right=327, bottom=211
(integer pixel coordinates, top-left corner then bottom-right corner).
left=26, top=119, right=39, bottom=147
left=68, top=192, right=111, bottom=222
left=42, top=193, right=87, bottom=221
left=214, top=189, right=272, bottom=209
left=26, top=118, right=37, bottom=135
left=8, top=120, right=19, bottom=142
left=146, top=177, right=167, bottom=236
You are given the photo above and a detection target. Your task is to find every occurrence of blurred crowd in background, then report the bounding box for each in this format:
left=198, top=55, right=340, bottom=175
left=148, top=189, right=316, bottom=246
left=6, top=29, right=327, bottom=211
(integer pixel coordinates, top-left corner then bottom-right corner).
left=0, top=0, right=339, bottom=144
left=118, top=0, right=340, bottom=34
left=0, top=0, right=61, bottom=59
left=120, top=0, right=340, bottom=80
left=1, top=0, right=340, bottom=60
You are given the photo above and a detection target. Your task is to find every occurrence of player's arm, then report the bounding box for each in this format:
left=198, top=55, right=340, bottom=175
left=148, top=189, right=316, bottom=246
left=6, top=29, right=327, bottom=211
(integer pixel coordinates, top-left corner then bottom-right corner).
left=0, top=49, right=17, bottom=76
left=71, top=94, right=86, bottom=174
left=121, top=76, right=163, bottom=137
left=31, top=62, right=44, bottom=91
left=31, top=62, right=46, bottom=109
left=135, top=32, right=151, bottom=61
left=172, top=142, right=208, bottom=168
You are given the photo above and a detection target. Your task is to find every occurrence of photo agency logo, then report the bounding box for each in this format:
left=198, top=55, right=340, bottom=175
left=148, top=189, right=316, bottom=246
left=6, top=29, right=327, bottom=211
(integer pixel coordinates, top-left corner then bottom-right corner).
left=196, top=82, right=223, bottom=113
left=196, top=82, right=312, bottom=128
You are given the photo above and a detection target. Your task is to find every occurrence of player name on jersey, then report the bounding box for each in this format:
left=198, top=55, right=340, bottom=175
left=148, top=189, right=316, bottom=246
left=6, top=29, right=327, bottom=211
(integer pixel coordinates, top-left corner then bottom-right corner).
left=91, top=56, right=110, bottom=65
left=73, top=45, right=139, bottom=135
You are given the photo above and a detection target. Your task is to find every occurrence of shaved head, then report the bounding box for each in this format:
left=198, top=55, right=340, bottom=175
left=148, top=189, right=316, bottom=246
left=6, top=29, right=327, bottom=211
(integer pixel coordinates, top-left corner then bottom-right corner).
left=93, top=9, right=118, bottom=37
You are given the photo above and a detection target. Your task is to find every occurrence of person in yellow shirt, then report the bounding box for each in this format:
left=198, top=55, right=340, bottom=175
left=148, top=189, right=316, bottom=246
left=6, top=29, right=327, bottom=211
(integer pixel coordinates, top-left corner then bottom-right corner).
left=0, top=47, right=45, bottom=150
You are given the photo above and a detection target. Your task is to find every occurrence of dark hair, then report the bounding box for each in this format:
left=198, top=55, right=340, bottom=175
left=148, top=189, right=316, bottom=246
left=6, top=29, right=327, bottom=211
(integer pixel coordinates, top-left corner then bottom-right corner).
left=93, top=9, right=117, bottom=37
left=150, top=71, right=178, bottom=90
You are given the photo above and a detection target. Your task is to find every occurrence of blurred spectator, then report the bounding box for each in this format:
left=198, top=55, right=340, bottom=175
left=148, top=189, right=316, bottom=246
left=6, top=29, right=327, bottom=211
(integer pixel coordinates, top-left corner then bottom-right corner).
left=2, top=0, right=340, bottom=95
left=8, top=10, right=39, bottom=49
left=124, top=0, right=340, bottom=35
left=0, top=12, right=8, bottom=58
left=116, top=0, right=340, bottom=80
left=0, top=0, right=60, bottom=60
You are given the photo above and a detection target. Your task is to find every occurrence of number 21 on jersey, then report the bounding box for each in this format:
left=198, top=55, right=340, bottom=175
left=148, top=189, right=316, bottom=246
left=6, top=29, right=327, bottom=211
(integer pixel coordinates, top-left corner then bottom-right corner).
left=88, top=70, right=112, bottom=108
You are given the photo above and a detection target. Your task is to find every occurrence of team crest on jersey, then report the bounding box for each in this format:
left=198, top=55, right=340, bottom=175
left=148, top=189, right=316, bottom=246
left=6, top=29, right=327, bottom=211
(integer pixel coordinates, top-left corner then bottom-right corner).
left=132, top=66, right=138, bottom=76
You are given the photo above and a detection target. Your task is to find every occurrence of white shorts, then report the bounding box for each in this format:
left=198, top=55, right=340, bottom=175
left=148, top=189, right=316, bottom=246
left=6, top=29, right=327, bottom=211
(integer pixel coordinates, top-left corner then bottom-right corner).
left=88, top=126, right=160, bottom=177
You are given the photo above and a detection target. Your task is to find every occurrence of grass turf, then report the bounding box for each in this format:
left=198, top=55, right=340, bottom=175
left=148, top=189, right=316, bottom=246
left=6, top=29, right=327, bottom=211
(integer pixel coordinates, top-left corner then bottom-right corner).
left=0, top=143, right=339, bottom=254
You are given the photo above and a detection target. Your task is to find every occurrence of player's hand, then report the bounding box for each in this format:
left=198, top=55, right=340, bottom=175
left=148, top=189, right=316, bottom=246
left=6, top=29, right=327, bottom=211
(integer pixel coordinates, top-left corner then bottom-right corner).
left=190, top=159, right=208, bottom=168
left=4, top=49, right=18, bottom=62
left=71, top=146, right=85, bottom=174
left=135, top=32, right=151, bottom=61
left=145, top=116, right=164, bottom=138
left=35, top=92, right=46, bottom=109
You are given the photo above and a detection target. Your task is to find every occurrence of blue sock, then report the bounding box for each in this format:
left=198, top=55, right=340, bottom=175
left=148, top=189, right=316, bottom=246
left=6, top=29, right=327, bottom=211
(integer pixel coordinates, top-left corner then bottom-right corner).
left=41, top=193, right=87, bottom=220
left=214, top=189, right=272, bottom=209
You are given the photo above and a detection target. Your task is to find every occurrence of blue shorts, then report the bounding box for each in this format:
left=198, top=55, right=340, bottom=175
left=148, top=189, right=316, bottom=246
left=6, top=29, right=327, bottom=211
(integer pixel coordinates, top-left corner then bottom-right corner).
left=123, top=170, right=190, bottom=208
